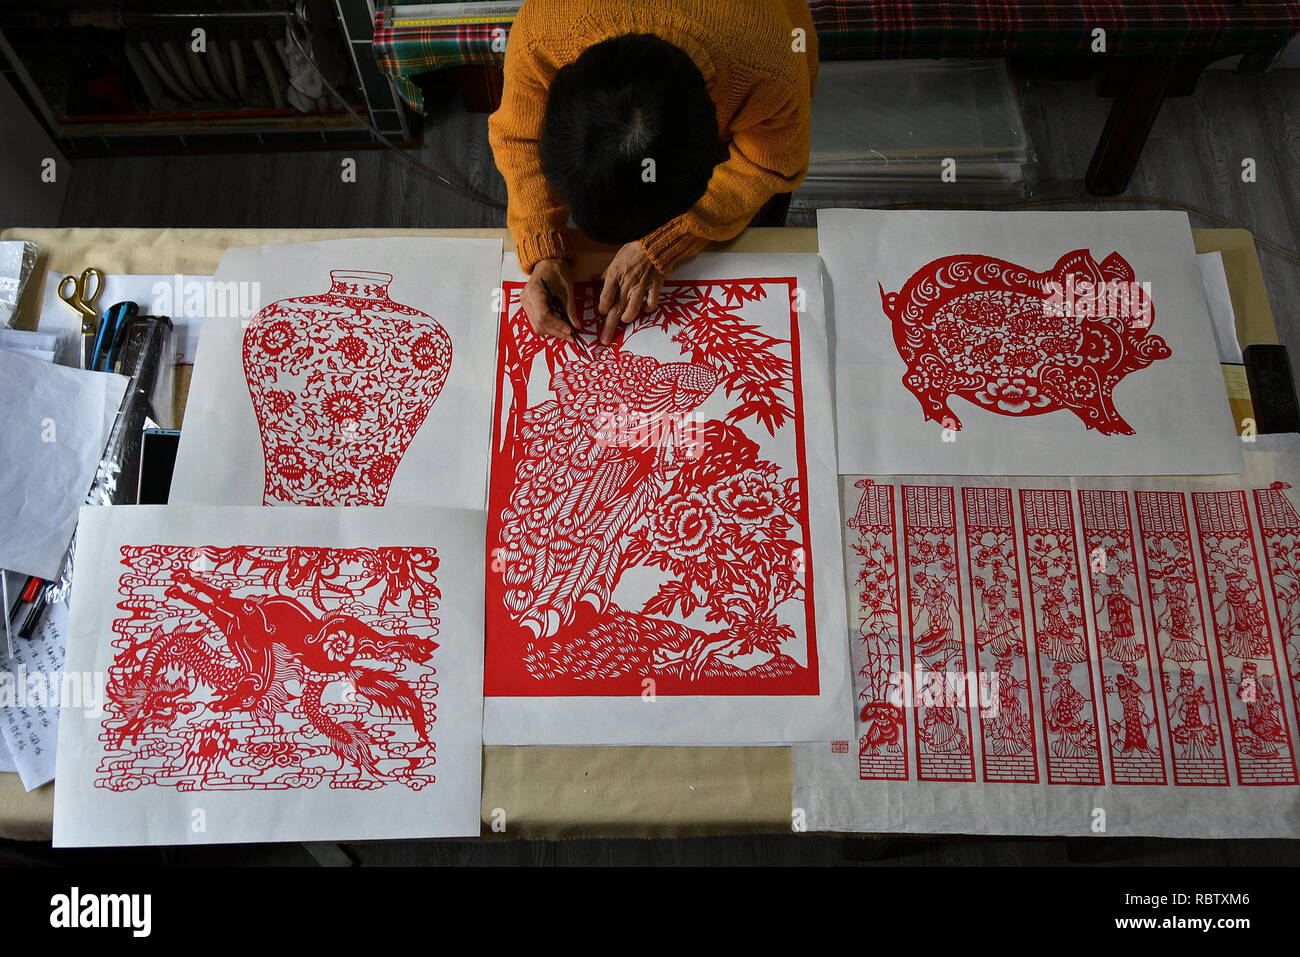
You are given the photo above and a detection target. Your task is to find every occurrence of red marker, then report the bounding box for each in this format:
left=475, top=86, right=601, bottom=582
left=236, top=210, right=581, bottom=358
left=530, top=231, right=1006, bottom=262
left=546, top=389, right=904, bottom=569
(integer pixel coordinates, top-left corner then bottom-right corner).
left=9, top=576, right=46, bottom=625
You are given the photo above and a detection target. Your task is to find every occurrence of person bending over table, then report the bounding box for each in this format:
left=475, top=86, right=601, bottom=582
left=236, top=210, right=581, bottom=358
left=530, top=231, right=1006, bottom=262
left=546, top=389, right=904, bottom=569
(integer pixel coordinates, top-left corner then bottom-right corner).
left=488, top=0, right=818, bottom=346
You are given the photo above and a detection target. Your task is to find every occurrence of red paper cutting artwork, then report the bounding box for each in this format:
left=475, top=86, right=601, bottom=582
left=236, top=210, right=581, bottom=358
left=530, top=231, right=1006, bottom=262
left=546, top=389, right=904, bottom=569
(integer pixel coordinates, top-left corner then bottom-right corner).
left=1192, top=490, right=1298, bottom=784
left=485, top=278, right=818, bottom=696
left=1078, top=490, right=1168, bottom=785
left=847, top=480, right=907, bottom=780
left=1134, top=491, right=1229, bottom=786
left=1019, top=489, right=1105, bottom=785
left=902, top=485, right=976, bottom=782
left=962, top=486, right=1039, bottom=783
left=1253, top=483, right=1300, bottom=734
left=99, top=545, right=441, bottom=791
left=879, top=250, right=1170, bottom=434
left=841, top=481, right=1300, bottom=798
left=243, top=269, right=452, bottom=505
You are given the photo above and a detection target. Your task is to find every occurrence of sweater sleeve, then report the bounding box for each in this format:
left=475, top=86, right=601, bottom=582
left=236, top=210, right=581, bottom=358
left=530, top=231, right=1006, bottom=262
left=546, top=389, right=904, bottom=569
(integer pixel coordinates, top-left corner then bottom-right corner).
left=639, top=74, right=811, bottom=275
left=487, top=21, right=573, bottom=273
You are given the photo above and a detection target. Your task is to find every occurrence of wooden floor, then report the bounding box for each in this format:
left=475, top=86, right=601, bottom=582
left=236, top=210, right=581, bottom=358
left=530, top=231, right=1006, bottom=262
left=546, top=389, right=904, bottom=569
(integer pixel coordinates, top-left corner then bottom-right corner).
left=51, top=67, right=1300, bottom=866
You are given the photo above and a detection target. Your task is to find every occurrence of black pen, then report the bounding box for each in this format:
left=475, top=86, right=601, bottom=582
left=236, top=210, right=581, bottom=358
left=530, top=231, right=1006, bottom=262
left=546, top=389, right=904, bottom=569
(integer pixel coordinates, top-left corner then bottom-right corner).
left=19, top=588, right=47, bottom=639
left=9, top=576, right=43, bottom=622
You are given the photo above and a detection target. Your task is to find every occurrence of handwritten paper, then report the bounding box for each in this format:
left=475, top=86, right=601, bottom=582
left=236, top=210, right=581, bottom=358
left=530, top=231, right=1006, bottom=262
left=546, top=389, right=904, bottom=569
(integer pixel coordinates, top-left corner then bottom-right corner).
left=0, top=599, right=68, bottom=790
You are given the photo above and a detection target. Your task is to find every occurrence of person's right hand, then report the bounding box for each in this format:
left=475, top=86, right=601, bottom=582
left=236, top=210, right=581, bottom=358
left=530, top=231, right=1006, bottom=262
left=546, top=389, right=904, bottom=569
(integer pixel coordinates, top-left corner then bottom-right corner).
left=521, top=258, right=579, bottom=344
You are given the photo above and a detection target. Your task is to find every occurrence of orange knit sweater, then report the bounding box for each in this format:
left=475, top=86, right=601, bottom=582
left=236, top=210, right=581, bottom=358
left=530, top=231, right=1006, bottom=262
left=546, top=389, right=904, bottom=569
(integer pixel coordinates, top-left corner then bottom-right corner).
left=488, top=0, right=818, bottom=275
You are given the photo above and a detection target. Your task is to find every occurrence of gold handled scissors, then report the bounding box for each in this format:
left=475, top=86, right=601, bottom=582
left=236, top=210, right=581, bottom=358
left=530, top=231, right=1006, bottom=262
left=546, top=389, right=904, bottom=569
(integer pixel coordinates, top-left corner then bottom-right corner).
left=59, top=267, right=104, bottom=337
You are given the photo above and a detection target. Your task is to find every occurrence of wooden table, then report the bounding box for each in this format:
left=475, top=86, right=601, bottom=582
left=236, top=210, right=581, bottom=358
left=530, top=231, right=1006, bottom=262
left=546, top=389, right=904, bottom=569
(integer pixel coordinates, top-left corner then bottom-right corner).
left=0, top=225, right=1278, bottom=843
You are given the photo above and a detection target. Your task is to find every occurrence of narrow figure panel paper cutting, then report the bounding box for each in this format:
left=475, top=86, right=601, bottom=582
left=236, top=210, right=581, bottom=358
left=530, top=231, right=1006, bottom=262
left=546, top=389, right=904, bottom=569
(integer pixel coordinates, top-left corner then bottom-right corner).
left=102, top=545, right=441, bottom=790
left=1020, top=488, right=1106, bottom=785
left=1134, top=490, right=1229, bottom=786
left=1253, top=482, right=1300, bottom=734
left=962, top=486, right=1039, bottom=783
left=796, top=472, right=1300, bottom=839
left=1078, top=489, right=1168, bottom=785
left=1191, top=490, right=1298, bottom=784
left=846, top=480, right=908, bottom=779
left=901, top=484, right=976, bottom=781
left=485, top=278, right=818, bottom=697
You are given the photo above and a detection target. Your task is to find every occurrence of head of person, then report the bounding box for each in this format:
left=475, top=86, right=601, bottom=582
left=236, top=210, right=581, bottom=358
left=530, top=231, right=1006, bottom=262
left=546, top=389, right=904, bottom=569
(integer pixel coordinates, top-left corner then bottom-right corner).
left=541, top=33, right=719, bottom=244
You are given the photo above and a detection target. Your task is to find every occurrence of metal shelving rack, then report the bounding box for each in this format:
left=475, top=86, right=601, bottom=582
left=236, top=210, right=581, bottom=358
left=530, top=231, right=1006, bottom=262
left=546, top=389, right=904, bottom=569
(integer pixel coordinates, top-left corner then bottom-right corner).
left=335, top=0, right=408, bottom=140
left=0, top=1, right=411, bottom=155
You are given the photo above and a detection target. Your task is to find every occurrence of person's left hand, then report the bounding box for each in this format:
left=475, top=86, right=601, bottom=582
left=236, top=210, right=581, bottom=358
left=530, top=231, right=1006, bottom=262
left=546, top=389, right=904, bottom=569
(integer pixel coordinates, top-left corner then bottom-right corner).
left=597, top=242, right=664, bottom=344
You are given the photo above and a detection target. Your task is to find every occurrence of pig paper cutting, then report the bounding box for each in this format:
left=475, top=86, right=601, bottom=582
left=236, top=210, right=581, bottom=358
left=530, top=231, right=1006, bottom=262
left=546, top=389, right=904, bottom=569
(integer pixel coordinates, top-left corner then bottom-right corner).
left=878, top=249, right=1171, bottom=435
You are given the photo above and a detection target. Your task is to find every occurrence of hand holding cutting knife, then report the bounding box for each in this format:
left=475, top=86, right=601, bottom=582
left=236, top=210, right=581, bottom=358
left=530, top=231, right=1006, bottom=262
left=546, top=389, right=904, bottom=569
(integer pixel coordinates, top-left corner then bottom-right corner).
left=539, top=277, right=594, bottom=361
left=521, top=258, right=595, bottom=361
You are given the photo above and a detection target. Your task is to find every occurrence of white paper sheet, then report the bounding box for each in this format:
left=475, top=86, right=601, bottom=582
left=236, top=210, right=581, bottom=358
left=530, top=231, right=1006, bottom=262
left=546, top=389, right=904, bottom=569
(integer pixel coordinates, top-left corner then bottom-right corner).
left=0, top=570, right=21, bottom=656
left=1197, top=250, right=1243, bottom=364
left=0, top=351, right=128, bottom=580
left=0, top=347, right=54, bottom=363
left=170, top=237, right=503, bottom=511
left=0, top=327, right=60, bottom=364
left=39, top=272, right=211, bottom=364
left=0, top=598, right=67, bottom=790
left=819, top=209, right=1244, bottom=476
left=0, top=737, right=14, bottom=774
left=482, top=253, right=853, bottom=745
left=794, top=446, right=1300, bottom=838
left=53, top=504, right=487, bottom=847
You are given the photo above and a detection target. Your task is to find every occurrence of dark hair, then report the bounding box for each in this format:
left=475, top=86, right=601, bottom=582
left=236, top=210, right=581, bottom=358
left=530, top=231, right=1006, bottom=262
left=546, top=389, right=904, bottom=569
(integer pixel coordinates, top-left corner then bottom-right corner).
left=541, top=33, right=719, bottom=244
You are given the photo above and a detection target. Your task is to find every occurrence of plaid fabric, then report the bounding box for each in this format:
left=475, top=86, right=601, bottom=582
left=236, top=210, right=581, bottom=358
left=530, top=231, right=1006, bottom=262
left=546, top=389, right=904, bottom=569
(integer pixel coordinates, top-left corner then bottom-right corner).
left=374, top=12, right=514, bottom=112
left=374, top=2, right=1300, bottom=113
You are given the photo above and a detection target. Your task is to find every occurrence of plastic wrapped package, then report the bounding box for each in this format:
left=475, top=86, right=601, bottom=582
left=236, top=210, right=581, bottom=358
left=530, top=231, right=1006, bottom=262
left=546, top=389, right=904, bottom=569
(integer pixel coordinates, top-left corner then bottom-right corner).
left=0, top=241, right=39, bottom=329
left=46, top=316, right=176, bottom=607
left=799, top=60, right=1035, bottom=200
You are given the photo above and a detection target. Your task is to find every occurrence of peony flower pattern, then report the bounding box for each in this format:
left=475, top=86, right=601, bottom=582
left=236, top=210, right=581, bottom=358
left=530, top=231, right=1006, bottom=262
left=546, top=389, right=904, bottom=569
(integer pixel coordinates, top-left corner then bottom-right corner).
left=652, top=493, right=720, bottom=558
left=336, top=333, right=374, bottom=365
left=258, top=320, right=294, bottom=356
left=711, top=470, right=779, bottom=525
left=323, top=390, right=364, bottom=427
left=272, top=446, right=310, bottom=483
left=410, top=332, right=443, bottom=372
